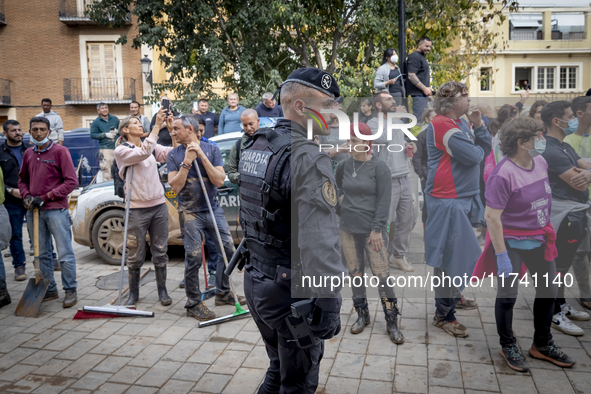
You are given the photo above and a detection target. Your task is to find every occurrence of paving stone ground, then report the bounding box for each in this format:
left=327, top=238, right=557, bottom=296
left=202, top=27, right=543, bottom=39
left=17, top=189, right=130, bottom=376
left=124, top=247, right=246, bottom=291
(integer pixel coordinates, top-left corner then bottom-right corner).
left=1, top=225, right=591, bottom=393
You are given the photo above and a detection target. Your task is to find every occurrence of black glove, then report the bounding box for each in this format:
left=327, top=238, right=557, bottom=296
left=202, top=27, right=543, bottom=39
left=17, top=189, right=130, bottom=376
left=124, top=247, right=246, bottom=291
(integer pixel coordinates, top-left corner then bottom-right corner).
left=306, top=298, right=342, bottom=340
left=23, top=196, right=44, bottom=210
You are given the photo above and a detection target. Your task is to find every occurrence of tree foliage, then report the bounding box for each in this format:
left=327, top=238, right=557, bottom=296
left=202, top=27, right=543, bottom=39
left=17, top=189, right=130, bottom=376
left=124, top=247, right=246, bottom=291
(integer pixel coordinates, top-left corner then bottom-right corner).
left=89, top=0, right=519, bottom=108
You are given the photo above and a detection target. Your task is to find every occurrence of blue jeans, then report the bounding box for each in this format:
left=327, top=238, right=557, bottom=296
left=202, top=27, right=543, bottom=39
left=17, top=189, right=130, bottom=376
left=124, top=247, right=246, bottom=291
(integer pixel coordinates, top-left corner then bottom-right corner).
left=411, top=95, right=429, bottom=122
left=433, top=267, right=461, bottom=323
left=204, top=232, right=219, bottom=273
left=179, top=206, right=233, bottom=308
left=5, top=202, right=27, bottom=268
left=26, top=209, right=77, bottom=293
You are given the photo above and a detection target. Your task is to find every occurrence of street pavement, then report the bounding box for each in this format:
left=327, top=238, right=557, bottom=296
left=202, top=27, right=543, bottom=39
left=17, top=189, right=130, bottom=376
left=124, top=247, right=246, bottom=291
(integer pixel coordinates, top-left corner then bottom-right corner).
left=1, top=224, right=591, bottom=393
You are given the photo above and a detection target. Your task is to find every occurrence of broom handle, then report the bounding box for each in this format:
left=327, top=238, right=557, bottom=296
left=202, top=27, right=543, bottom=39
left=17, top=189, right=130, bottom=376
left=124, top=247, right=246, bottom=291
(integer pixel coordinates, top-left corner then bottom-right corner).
left=110, top=267, right=151, bottom=305
left=117, top=166, right=134, bottom=306
left=193, top=160, right=238, bottom=298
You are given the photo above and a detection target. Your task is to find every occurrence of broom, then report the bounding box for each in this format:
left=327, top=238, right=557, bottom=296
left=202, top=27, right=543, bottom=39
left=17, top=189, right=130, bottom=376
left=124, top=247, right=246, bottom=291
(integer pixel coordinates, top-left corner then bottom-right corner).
left=81, top=165, right=154, bottom=318
left=191, top=159, right=249, bottom=327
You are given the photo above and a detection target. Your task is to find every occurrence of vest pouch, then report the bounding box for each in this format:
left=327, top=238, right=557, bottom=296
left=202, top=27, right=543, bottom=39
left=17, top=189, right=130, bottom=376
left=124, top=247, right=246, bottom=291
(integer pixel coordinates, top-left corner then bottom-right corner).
left=274, top=266, right=292, bottom=290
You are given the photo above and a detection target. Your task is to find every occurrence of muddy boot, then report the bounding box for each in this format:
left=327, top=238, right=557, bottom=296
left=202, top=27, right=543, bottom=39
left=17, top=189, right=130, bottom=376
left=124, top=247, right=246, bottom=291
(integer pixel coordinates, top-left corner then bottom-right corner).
left=385, top=302, right=404, bottom=344
left=125, top=268, right=140, bottom=306
left=187, top=301, right=216, bottom=321
left=155, top=266, right=172, bottom=306
left=0, top=289, right=11, bottom=309
left=351, top=305, right=371, bottom=334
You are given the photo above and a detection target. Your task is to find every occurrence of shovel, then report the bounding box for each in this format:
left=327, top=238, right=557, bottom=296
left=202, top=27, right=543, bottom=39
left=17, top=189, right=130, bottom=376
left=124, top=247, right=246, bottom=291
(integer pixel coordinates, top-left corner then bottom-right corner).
left=15, top=208, right=51, bottom=318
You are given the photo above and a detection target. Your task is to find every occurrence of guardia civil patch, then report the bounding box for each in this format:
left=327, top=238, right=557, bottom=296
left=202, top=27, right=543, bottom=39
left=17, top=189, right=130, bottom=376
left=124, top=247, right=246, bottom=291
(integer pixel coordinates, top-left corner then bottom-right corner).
left=322, top=181, right=337, bottom=207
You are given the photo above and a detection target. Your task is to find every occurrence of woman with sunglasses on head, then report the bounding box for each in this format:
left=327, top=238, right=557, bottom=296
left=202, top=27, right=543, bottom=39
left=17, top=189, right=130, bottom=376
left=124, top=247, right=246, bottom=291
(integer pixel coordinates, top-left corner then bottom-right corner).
left=335, top=123, right=404, bottom=344
left=482, top=117, right=575, bottom=372
left=114, top=109, right=176, bottom=306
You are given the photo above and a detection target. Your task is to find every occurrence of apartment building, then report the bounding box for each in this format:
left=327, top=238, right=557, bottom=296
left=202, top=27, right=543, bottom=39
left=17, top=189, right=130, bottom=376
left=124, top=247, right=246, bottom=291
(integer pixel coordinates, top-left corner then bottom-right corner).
left=468, top=1, right=591, bottom=107
left=0, top=0, right=153, bottom=130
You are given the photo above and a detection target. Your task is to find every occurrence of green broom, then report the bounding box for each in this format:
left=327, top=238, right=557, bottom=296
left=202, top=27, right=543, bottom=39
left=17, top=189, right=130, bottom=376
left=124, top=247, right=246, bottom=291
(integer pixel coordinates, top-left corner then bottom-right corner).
left=191, top=159, right=250, bottom=327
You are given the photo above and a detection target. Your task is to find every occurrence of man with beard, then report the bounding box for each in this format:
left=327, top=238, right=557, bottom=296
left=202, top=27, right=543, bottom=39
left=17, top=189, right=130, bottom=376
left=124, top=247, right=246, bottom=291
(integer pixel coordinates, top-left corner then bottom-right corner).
left=227, top=109, right=259, bottom=184
left=238, top=68, right=345, bottom=393
left=1, top=120, right=28, bottom=281
left=406, top=36, right=433, bottom=122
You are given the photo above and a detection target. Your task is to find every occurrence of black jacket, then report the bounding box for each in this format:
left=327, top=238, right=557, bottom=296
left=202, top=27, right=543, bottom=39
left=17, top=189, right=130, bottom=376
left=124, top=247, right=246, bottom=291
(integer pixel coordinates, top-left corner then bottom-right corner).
left=0, top=142, right=27, bottom=205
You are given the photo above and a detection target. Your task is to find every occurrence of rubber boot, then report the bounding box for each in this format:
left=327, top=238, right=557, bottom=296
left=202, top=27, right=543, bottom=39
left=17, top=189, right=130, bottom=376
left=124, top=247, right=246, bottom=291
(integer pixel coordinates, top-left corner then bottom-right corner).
left=125, top=268, right=140, bottom=306
left=155, top=266, right=172, bottom=306
left=351, top=305, right=371, bottom=334
left=385, top=302, right=404, bottom=344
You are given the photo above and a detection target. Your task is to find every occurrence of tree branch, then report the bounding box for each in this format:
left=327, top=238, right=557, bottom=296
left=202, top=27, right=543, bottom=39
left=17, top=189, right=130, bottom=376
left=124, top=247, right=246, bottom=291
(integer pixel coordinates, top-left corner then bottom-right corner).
left=210, top=0, right=241, bottom=62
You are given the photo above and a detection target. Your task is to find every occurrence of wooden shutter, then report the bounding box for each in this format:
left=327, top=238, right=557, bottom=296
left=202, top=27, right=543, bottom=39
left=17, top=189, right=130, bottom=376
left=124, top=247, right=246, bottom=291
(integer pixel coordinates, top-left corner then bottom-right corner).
left=87, top=42, right=118, bottom=99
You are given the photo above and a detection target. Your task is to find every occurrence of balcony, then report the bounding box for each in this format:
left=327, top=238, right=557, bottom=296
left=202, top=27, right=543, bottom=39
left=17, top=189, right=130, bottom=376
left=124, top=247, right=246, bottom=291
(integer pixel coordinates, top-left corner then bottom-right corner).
left=63, top=78, right=136, bottom=105
left=0, top=79, right=11, bottom=106
left=58, top=0, right=131, bottom=26
left=510, top=31, right=543, bottom=41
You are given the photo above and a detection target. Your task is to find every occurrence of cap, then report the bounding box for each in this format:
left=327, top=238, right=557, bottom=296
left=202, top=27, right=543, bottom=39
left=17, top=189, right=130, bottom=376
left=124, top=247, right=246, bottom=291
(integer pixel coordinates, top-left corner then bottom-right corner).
left=274, top=67, right=340, bottom=104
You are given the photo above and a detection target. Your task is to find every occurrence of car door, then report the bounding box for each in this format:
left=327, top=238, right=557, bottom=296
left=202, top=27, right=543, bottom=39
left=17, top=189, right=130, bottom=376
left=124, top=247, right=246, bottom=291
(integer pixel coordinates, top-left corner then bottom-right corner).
left=212, top=137, right=242, bottom=242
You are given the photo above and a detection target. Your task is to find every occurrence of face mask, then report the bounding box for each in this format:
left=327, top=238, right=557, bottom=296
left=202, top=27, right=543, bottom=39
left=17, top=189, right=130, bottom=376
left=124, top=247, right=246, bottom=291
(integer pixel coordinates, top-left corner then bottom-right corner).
left=558, top=118, right=578, bottom=135
left=31, top=136, right=50, bottom=146
left=390, top=55, right=399, bottom=64
left=528, top=138, right=546, bottom=158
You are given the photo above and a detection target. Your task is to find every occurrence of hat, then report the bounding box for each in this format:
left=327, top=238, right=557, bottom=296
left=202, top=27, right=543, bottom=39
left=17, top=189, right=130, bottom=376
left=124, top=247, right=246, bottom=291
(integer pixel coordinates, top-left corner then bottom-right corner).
left=275, top=67, right=340, bottom=104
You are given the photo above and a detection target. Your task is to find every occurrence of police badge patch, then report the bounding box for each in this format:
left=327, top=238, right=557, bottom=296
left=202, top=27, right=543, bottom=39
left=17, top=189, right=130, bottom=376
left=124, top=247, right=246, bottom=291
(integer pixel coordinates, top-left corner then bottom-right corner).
left=322, top=181, right=337, bottom=206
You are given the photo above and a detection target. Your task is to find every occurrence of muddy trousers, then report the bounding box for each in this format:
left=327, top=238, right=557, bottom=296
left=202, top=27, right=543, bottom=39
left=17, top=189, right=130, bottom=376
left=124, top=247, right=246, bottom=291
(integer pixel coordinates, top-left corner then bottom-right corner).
left=554, top=215, right=585, bottom=314
left=244, top=264, right=324, bottom=394
left=126, top=203, right=169, bottom=269
left=180, top=207, right=232, bottom=309
left=340, top=230, right=398, bottom=319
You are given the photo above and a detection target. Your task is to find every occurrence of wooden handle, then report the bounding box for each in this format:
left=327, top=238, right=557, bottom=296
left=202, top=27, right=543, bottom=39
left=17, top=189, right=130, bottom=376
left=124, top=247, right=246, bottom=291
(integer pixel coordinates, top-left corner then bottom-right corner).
left=33, top=209, right=39, bottom=266
left=109, top=267, right=152, bottom=305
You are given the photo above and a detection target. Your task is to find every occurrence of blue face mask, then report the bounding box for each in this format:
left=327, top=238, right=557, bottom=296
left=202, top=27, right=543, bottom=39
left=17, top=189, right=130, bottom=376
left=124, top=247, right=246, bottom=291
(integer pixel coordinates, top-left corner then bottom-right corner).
left=559, top=118, right=579, bottom=135
left=31, top=136, right=50, bottom=146
left=528, top=138, right=546, bottom=158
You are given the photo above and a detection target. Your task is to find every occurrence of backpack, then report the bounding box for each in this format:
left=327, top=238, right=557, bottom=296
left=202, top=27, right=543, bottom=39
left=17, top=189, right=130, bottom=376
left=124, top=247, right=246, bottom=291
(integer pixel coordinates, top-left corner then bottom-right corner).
left=111, top=143, right=132, bottom=199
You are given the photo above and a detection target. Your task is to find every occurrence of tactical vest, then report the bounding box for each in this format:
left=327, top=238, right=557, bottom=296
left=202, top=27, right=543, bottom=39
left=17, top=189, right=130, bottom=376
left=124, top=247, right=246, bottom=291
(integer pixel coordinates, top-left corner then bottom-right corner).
left=238, top=128, right=291, bottom=275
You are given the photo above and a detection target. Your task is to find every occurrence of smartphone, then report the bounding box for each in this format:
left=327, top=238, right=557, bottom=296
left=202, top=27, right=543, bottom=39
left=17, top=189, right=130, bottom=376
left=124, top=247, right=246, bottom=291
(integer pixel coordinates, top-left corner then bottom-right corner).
left=162, top=98, right=170, bottom=112
left=192, top=101, right=199, bottom=112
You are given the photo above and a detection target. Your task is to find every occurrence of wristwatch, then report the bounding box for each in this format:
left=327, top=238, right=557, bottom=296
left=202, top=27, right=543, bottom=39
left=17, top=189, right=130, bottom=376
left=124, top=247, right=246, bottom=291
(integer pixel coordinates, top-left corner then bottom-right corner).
left=6, top=186, right=12, bottom=194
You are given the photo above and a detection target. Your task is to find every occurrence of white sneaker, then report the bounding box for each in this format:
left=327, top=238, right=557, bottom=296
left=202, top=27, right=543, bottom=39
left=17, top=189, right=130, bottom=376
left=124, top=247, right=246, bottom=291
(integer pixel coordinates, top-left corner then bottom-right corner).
left=552, top=311, right=584, bottom=336
left=389, top=255, right=415, bottom=272
left=561, top=302, right=591, bottom=321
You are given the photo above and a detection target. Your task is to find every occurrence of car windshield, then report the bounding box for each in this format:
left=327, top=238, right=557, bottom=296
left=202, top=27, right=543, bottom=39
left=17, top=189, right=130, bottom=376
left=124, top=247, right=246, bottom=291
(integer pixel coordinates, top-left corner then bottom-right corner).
left=215, top=138, right=239, bottom=167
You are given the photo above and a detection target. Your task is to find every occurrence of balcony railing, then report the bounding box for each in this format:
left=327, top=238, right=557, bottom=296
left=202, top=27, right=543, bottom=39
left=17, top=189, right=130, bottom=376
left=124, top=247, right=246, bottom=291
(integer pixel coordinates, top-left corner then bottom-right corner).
left=0, top=79, right=11, bottom=106
left=552, top=31, right=586, bottom=40
left=64, top=78, right=136, bottom=104
left=510, top=31, right=543, bottom=40
left=58, top=0, right=131, bottom=26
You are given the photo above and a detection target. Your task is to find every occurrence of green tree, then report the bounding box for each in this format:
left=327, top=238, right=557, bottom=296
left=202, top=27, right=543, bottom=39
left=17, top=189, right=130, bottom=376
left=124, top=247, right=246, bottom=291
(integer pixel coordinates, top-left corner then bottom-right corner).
left=89, top=0, right=518, bottom=108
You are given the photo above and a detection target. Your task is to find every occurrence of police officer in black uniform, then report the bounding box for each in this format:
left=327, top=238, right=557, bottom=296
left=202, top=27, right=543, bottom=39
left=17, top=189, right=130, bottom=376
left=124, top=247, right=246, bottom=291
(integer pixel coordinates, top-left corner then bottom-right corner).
left=238, top=68, right=346, bottom=393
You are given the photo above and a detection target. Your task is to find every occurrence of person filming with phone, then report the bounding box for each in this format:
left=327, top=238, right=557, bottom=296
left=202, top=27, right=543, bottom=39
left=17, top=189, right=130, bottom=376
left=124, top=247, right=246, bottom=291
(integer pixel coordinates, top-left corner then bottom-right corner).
left=149, top=95, right=179, bottom=147
left=374, top=48, right=405, bottom=104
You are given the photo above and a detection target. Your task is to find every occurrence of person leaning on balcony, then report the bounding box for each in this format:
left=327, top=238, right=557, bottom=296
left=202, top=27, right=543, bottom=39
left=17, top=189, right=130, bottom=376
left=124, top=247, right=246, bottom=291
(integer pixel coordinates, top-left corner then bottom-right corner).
left=218, top=93, right=245, bottom=135
left=36, top=98, right=64, bottom=146
left=90, top=102, right=120, bottom=182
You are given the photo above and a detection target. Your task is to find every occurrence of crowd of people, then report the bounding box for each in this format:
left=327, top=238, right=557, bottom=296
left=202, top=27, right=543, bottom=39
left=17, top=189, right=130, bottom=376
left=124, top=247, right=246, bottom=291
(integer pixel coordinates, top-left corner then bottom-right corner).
left=2, top=33, right=591, bottom=393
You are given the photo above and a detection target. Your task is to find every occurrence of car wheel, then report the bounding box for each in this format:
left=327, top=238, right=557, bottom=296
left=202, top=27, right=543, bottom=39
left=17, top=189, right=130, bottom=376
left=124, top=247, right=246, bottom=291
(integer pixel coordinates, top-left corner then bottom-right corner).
left=92, top=209, right=126, bottom=265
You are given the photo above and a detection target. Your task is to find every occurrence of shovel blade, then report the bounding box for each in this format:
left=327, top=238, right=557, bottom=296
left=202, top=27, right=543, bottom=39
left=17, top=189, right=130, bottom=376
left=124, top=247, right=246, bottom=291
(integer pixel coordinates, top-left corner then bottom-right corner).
left=15, top=278, right=51, bottom=318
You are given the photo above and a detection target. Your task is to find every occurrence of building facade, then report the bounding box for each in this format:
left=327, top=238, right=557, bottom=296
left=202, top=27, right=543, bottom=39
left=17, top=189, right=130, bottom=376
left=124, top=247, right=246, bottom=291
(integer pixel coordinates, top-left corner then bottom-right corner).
left=467, top=3, right=591, bottom=107
left=0, top=0, right=154, bottom=130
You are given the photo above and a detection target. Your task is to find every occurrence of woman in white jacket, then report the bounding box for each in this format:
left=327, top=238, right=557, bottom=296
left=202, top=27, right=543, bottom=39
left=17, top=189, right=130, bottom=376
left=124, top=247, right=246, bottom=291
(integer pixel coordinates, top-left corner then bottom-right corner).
left=114, top=109, right=175, bottom=306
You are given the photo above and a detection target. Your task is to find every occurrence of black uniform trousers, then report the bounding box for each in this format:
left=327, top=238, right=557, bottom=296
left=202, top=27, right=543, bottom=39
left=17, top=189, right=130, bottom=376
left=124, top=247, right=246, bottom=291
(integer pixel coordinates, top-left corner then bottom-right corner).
left=244, top=264, right=324, bottom=394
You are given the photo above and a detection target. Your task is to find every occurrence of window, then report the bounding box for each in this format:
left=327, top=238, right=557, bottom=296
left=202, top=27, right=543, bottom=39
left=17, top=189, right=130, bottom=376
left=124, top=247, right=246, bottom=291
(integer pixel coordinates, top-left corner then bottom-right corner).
left=480, top=68, right=492, bottom=91
left=560, top=67, right=578, bottom=90
left=514, top=67, right=532, bottom=91
left=537, top=67, right=555, bottom=90
left=87, top=42, right=118, bottom=99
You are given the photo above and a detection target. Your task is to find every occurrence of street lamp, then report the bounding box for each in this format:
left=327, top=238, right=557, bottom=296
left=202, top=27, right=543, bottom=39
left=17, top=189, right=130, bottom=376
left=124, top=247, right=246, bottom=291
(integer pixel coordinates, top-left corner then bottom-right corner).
left=141, top=55, right=153, bottom=90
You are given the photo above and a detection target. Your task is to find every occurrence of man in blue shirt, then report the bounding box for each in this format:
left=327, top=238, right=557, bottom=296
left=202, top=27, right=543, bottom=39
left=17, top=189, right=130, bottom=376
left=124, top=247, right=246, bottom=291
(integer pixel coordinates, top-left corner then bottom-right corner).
left=167, top=114, right=245, bottom=321
left=193, top=99, right=219, bottom=139
left=255, top=92, right=284, bottom=118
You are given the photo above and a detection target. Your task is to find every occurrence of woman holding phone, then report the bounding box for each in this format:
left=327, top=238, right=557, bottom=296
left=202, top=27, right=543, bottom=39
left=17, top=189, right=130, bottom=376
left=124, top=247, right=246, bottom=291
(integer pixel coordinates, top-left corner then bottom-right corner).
left=374, top=48, right=406, bottom=104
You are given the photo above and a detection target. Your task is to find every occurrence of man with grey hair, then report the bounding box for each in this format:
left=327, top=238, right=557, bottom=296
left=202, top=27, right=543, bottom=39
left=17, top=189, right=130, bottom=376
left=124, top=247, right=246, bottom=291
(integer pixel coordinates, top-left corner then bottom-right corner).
left=255, top=92, right=284, bottom=118
left=424, top=82, right=491, bottom=338
left=227, top=109, right=259, bottom=184
left=90, top=102, right=119, bottom=181
left=167, top=114, right=246, bottom=321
